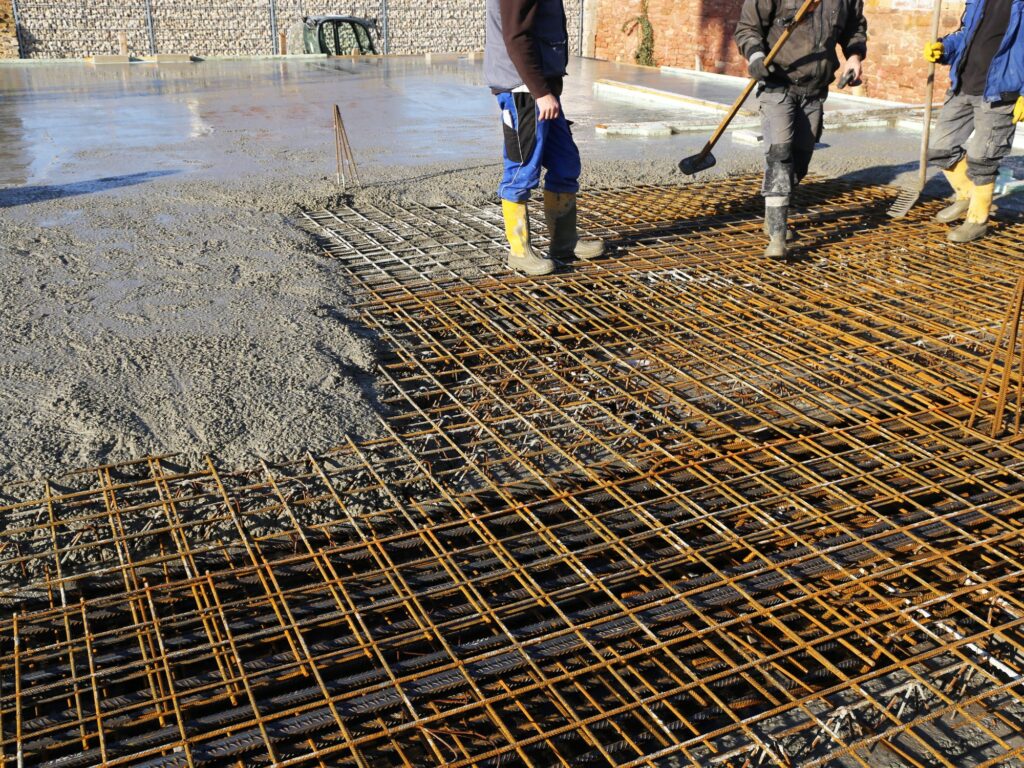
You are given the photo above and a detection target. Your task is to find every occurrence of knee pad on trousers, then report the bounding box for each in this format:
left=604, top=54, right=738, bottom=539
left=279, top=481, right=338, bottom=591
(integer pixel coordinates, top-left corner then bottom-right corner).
left=764, top=143, right=794, bottom=198
left=766, top=142, right=793, bottom=164
left=927, top=147, right=965, bottom=171
left=966, top=156, right=1000, bottom=186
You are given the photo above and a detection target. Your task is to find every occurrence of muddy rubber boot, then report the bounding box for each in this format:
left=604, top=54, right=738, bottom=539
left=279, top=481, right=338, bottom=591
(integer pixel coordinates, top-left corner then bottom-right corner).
left=763, top=219, right=797, bottom=242
left=935, top=159, right=972, bottom=223
left=502, top=199, right=555, bottom=275
left=949, top=181, right=994, bottom=243
left=543, top=190, right=605, bottom=261
left=763, top=199, right=788, bottom=259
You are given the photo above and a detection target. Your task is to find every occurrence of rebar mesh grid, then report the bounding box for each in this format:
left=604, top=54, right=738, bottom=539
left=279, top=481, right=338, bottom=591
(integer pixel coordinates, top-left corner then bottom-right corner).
left=3, top=177, right=1024, bottom=768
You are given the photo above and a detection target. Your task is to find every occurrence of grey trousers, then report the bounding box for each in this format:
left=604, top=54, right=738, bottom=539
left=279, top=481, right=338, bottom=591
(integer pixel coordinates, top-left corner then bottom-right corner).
left=758, top=88, right=824, bottom=204
left=928, top=91, right=1016, bottom=185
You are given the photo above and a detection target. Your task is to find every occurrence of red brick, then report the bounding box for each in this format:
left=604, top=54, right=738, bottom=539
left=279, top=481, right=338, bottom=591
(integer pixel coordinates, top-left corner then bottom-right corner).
left=593, top=0, right=966, bottom=102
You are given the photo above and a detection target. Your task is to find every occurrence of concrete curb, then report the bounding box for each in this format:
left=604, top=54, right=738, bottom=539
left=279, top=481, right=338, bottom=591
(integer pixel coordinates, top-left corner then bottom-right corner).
left=138, top=54, right=194, bottom=64
left=596, top=119, right=760, bottom=137
left=191, top=54, right=329, bottom=61
left=660, top=65, right=909, bottom=109
left=593, top=79, right=757, bottom=116
left=87, top=55, right=132, bottom=65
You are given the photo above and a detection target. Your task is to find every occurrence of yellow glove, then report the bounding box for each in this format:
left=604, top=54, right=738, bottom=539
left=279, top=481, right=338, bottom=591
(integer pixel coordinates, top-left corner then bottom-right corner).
left=924, top=41, right=944, bottom=63
left=1015, top=96, right=1024, bottom=124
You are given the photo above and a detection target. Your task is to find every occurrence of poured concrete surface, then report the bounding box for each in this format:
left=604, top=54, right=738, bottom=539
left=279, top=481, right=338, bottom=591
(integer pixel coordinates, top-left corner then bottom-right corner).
left=0, top=55, right=934, bottom=190
left=0, top=56, right=705, bottom=189
left=0, top=55, right=1021, bottom=479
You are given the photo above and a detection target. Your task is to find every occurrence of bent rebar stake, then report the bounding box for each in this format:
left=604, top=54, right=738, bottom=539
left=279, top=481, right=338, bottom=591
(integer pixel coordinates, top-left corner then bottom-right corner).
left=333, top=105, right=361, bottom=191
left=968, top=276, right=1024, bottom=438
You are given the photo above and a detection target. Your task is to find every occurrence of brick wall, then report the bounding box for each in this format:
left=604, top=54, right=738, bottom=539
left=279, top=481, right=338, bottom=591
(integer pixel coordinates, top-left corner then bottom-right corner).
left=594, top=0, right=965, bottom=104
left=8, top=0, right=583, bottom=60
left=0, top=0, right=19, bottom=59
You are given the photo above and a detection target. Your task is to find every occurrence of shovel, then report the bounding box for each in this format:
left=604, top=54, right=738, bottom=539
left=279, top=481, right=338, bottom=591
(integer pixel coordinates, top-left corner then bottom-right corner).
left=678, top=0, right=822, bottom=175
left=888, top=0, right=944, bottom=217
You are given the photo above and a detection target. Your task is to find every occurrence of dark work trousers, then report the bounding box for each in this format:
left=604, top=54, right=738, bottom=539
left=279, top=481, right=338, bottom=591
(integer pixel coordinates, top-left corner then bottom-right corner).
left=758, top=88, right=824, bottom=207
left=928, top=92, right=1016, bottom=185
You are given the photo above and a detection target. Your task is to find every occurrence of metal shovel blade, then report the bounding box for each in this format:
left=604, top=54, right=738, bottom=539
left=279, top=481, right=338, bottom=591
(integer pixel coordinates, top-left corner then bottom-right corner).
left=887, top=187, right=920, bottom=219
left=678, top=152, right=717, bottom=176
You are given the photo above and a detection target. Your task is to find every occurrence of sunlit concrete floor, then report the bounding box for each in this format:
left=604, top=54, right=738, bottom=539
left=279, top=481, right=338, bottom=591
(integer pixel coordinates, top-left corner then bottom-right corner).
left=0, top=55, right=947, bottom=192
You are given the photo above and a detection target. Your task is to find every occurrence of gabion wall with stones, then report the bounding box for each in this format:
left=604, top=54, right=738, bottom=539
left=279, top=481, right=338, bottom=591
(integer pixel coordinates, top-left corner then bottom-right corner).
left=10, top=0, right=583, bottom=59
left=14, top=0, right=151, bottom=59
left=1, top=0, right=19, bottom=58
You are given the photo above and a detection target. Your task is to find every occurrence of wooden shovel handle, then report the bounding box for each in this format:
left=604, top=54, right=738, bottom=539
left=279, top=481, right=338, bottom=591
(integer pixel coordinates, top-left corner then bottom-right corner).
left=918, top=0, right=944, bottom=191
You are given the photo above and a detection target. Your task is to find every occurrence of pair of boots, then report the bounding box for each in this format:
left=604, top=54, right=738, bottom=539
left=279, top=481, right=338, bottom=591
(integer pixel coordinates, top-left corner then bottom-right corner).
left=502, top=191, right=605, bottom=276
left=935, top=158, right=995, bottom=242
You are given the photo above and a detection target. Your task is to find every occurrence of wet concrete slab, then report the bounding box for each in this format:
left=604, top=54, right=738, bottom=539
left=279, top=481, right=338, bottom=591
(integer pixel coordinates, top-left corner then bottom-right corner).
left=0, top=57, right=683, bottom=188
left=0, top=55, right=928, bottom=191
left=654, top=66, right=906, bottom=112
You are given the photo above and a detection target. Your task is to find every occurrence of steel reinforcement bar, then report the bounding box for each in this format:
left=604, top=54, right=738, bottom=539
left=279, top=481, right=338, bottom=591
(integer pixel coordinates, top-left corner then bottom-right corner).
left=2, top=177, right=1024, bottom=767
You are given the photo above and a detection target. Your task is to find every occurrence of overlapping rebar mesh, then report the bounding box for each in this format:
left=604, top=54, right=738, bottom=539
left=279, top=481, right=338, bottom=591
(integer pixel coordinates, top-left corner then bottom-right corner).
left=2, top=176, right=1024, bottom=768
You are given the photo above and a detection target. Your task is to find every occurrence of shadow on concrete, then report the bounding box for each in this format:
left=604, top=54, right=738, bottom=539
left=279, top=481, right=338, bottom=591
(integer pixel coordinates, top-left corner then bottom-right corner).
left=593, top=172, right=934, bottom=259
left=0, top=171, right=180, bottom=208
left=836, top=160, right=933, bottom=189
left=838, top=160, right=1024, bottom=215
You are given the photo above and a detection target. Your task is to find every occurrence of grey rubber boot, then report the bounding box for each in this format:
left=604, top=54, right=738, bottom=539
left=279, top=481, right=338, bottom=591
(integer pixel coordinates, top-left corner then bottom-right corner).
left=934, top=197, right=971, bottom=223
left=935, top=197, right=997, bottom=224
left=948, top=221, right=989, bottom=243
left=544, top=190, right=605, bottom=261
left=764, top=199, right=788, bottom=258
left=948, top=181, right=994, bottom=244
left=763, top=219, right=797, bottom=242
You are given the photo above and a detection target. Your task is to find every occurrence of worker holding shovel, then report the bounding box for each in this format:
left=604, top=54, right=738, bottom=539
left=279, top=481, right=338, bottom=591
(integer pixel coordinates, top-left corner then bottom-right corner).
left=925, top=0, right=1024, bottom=243
left=735, top=0, right=868, bottom=258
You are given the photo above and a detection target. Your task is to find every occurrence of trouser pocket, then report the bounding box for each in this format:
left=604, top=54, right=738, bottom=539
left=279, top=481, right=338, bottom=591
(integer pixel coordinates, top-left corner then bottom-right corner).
left=965, top=99, right=1016, bottom=183
left=502, top=92, right=537, bottom=165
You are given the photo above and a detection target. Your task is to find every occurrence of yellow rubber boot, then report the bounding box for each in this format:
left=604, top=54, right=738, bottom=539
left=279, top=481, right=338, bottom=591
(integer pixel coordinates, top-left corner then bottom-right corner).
left=543, top=190, right=605, bottom=261
left=935, top=159, right=973, bottom=223
left=949, top=181, right=994, bottom=243
left=502, top=200, right=554, bottom=275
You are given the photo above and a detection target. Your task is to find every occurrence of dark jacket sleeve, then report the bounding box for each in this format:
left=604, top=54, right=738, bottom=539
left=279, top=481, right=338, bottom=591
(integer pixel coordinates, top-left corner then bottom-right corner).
left=734, top=0, right=774, bottom=60
left=840, top=0, right=868, bottom=59
left=500, top=0, right=551, bottom=98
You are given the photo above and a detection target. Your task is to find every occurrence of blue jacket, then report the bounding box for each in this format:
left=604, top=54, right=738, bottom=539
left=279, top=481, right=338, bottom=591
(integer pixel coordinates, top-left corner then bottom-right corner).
left=940, top=0, right=1024, bottom=101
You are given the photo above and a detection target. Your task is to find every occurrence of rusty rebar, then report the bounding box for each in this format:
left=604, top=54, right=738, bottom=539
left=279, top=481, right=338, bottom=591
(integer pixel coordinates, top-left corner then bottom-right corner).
left=969, top=275, right=1024, bottom=438
left=333, top=104, right=360, bottom=190
left=3, top=177, right=1024, bottom=767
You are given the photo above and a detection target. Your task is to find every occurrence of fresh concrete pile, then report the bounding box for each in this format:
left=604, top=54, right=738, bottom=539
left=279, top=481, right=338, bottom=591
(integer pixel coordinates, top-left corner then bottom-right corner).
left=0, top=175, right=385, bottom=479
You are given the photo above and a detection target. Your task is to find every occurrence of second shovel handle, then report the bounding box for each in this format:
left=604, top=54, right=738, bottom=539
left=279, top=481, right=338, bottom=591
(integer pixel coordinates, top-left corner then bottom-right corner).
left=919, top=0, right=944, bottom=191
